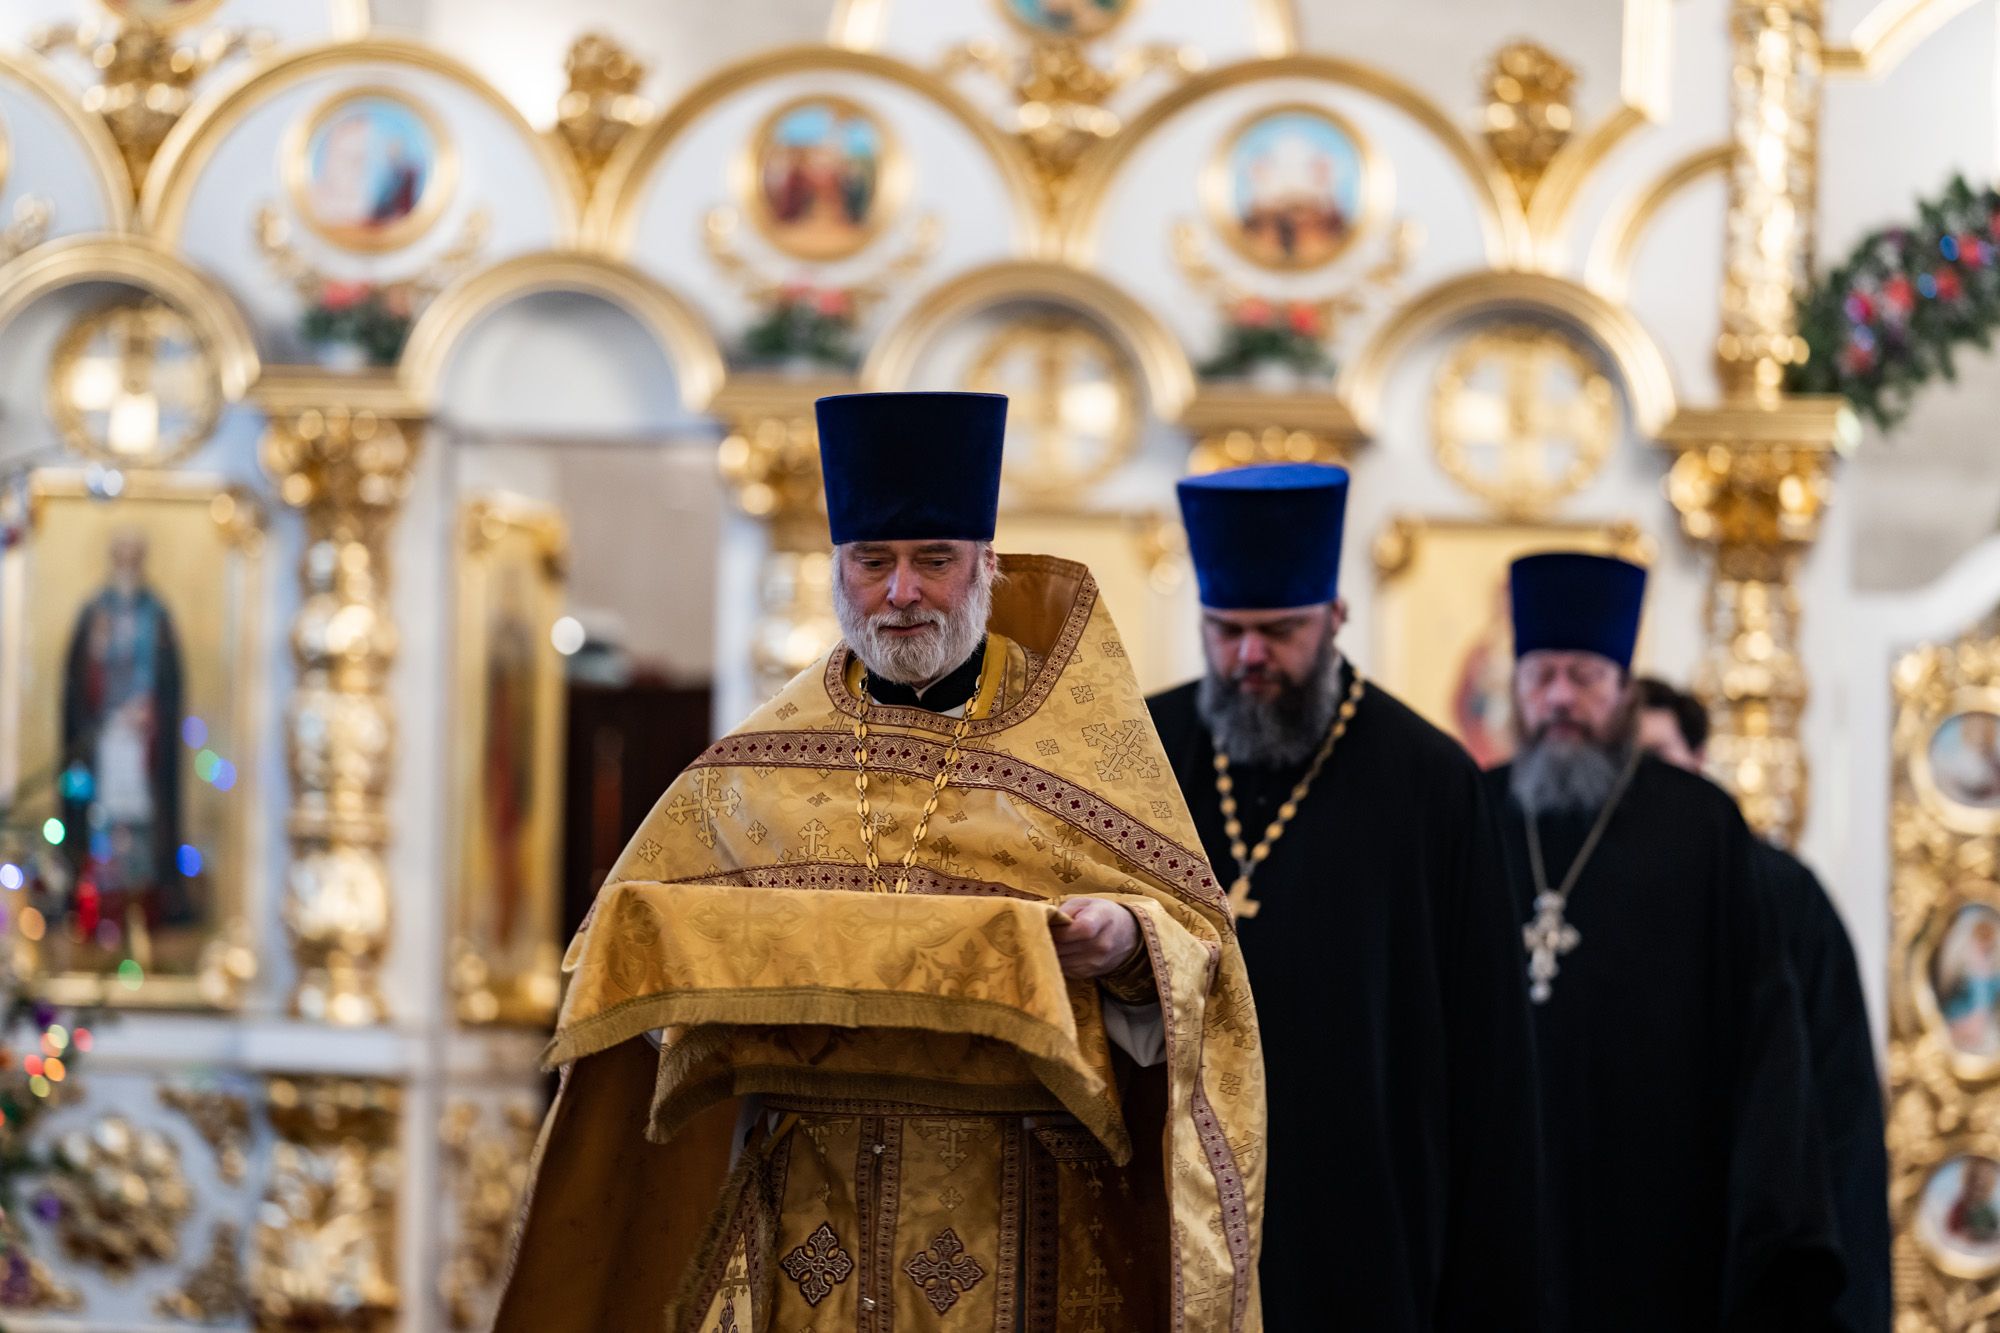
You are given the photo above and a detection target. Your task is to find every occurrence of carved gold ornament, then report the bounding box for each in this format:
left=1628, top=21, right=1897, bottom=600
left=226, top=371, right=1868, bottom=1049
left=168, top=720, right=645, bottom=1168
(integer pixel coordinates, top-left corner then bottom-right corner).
left=160, top=1084, right=251, bottom=1185
left=737, top=95, right=908, bottom=262
left=282, top=86, right=460, bottom=255
left=1890, top=624, right=2000, bottom=1324
left=43, top=1115, right=193, bottom=1273
left=1202, top=102, right=1385, bottom=272
left=251, top=1076, right=401, bottom=1329
left=46, top=299, right=223, bottom=467
left=1431, top=323, right=1617, bottom=518
left=703, top=205, right=939, bottom=327
left=30, top=9, right=264, bottom=194
left=553, top=32, right=656, bottom=192
left=967, top=314, right=1139, bottom=500
left=154, top=1220, right=248, bottom=1322
left=939, top=26, right=1199, bottom=222
left=438, top=1100, right=540, bottom=1329
left=1482, top=40, right=1577, bottom=208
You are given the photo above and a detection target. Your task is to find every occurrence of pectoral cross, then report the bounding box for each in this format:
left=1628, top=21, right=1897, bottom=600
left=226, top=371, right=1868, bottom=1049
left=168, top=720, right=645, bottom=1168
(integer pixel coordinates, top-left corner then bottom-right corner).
left=1226, top=876, right=1261, bottom=921
left=1522, top=890, right=1578, bottom=1004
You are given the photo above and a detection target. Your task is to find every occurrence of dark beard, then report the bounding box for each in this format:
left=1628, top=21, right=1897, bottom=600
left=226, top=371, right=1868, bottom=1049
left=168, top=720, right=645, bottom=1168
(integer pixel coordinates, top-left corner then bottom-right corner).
left=1195, top=634, right=1342, bottom=768
left=1510, top=733, right=1633, bottom=815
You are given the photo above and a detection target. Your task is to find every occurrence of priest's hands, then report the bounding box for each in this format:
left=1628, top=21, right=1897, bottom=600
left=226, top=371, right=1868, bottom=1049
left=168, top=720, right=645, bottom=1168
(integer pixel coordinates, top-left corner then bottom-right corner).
left=1051, top=897, right=1142, bottom=979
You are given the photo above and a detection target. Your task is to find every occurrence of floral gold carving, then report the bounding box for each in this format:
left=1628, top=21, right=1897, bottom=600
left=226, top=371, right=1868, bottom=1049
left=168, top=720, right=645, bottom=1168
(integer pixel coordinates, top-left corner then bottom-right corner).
left=438, top=1100, right=540, bottom=1330
left=1431, top=323, right=1616, bottom=518
left=43, top=1115, right=192, bottom=1273
left=1482, top=40, right=1577, bottom=207
left=160, top=1084, right=252, bottom=1185
left=155, top=1220, right=248, bottom=1322
left=250, top=1076, right=400, bottom=1330
left=553, top=33, right=656, bottom=192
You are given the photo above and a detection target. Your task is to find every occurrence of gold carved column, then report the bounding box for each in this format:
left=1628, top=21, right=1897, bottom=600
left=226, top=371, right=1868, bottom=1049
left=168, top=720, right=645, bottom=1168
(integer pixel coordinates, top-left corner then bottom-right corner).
left=255, top=372, right=424, bottom=1024
left=1659, top=0, right=1855, bottom=847
left=715, top=373, right=853, bottom=700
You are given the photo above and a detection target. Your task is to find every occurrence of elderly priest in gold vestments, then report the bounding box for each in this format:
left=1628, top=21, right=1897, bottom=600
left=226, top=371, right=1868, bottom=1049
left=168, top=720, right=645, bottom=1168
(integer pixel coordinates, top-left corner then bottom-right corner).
left=497, top=392, right=1265, bottom=1332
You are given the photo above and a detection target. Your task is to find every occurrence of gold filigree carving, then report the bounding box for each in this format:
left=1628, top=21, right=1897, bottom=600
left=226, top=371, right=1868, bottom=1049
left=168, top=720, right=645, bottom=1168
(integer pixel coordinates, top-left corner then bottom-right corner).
left=250, top=1076, right=400, bottom=1329
left=1890, top=621, right=2000, bottom=1323
left=160, top=1084, right=251, bottom=1186
left=256, top=374, right=427, bottom=1024
left=1430, top=323, right=1616, bottom=518
left=438, top=1100, right=540, bottom=1330
left=29, top=15, right=268, bottom=196
left=45, top=298, right=224, bottom=468
left=1180, top=385, right=1367, bottom=474
left=1482, top=40, right=1577, bottom=208
left=43, top=1115, right=192, bottom=1273
left=939, top=33, right=1201, bottom=223
left=155, top=1220, right=248, bottom=1322
left=967, top=315, right=1139, bottom=500
left=554, top=33, right=656, bottom=194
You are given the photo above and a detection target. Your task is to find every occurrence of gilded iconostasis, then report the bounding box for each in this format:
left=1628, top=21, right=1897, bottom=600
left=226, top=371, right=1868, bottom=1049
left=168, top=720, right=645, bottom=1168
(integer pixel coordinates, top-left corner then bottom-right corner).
left=0, top=0, right=1996, bottom=1325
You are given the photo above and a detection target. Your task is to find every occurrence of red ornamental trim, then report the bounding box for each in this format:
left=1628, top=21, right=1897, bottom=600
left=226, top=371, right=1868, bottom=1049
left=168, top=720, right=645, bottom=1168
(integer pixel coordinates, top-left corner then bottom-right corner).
left=688, top=732, right=1224, bottom=915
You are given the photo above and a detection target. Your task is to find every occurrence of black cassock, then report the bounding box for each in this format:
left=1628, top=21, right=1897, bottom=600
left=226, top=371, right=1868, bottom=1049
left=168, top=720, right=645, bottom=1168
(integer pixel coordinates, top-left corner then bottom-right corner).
left=1149, top=666, right=1544, bottom=1331
left=1753, top=841, right=1890, bottom=1333
left=1485, top=756, right=1844, bottom=1331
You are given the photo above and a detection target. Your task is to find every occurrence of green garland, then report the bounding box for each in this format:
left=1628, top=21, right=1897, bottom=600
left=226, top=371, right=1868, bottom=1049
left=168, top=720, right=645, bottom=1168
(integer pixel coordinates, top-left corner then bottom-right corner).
left=1790, top=174, right=2000, bottom=429
left=1199, top=298, right=1333, bottom=379
left=300, top=281, right=415, bottom=368
left=740, top=286, right=860, bottom=369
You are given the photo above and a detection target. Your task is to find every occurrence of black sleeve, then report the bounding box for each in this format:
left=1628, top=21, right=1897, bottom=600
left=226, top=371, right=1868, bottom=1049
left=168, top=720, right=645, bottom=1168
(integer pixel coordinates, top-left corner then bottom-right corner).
left=1764, top=850, right=1891, bottom=1333
left=1434, top=759, right=1549, bottom=1331
left=1718, top=814, right=1845, bottom=1331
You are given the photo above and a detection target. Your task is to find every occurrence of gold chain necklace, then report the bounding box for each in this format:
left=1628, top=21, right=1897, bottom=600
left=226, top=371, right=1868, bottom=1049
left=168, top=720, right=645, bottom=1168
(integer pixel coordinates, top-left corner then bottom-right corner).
left=1213, top=671, right=1367, bottom=920
left=851, top=675, right=981, bottom=894
left=1521, top=748, right=1640, bottom=1004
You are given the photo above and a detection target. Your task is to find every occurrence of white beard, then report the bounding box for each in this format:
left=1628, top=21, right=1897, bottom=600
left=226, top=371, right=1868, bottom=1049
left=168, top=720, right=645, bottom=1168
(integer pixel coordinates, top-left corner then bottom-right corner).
left=833, top=557, right=994, bottom=688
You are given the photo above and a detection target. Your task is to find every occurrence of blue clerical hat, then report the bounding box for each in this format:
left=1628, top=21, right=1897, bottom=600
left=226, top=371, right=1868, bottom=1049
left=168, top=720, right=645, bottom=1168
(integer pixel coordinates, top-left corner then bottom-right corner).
left=1509, top=552, right=1647, bottom=670
left=816, top=392, right=1006, bottom=545
left=1177, top=463, right=1349, bottom=610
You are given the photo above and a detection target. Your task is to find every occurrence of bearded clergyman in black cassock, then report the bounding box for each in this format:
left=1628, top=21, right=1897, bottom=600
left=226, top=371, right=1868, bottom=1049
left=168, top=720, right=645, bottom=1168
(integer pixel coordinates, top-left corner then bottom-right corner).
left=1488, top=552, right=1843, bottom=1331
left=1635, top=675, right=1891, bottom=1333
left=1145, top=463, right=1544, bottom=1330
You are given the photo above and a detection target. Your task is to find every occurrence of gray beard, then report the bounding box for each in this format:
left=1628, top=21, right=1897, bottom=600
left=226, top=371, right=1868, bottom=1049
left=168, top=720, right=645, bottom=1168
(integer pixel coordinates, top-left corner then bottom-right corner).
left=1510, top=736, right=1631, bottom=815
left=1195, top=635, right=1342, bottom=768
left=833, top=559, right=994, bottom=688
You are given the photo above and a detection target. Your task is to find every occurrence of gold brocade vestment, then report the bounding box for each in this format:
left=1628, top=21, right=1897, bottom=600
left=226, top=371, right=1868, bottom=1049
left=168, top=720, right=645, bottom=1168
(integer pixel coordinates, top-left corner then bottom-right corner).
left=497, top=557, right=1266, bottom=1332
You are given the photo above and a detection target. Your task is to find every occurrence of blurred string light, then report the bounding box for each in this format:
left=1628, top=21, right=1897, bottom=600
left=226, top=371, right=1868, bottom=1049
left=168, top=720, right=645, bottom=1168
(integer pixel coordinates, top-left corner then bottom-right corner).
left=0, top=864, right=21, bottom=891
left=181, top=716, right=207, bottom=748
left=118, top=959, right=143, bottom=990
left=177, top=844, right=202, bottom=877
left=551, top=616, right=586, bottom=656
left=40, top=818, right=63, bottom=845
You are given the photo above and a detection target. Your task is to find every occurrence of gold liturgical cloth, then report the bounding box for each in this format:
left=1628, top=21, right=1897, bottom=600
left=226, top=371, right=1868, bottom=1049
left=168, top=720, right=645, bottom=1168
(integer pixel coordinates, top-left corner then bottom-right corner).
left=497, top=556, right=1265, bottom=1332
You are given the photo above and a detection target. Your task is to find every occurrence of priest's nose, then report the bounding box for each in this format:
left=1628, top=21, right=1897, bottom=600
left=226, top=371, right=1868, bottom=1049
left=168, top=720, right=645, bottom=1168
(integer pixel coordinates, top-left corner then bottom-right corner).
left=1235, top=632, right=1271, bottom=669
left=885, top=561, right=924, bottom=609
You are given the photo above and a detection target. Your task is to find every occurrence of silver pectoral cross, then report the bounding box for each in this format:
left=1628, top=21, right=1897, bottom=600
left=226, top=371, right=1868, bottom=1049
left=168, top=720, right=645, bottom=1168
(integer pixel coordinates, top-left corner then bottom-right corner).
left=1522, top=891, right=1580, bottom=1005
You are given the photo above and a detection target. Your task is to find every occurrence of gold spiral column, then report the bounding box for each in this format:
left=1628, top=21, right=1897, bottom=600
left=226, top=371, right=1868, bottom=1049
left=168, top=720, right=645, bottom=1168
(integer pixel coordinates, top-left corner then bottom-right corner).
left=1658, top=0, right=1855, bottom=848
left=715, top=373, right=853, bottom=701
left=255, top=371, right=425, bottom=1023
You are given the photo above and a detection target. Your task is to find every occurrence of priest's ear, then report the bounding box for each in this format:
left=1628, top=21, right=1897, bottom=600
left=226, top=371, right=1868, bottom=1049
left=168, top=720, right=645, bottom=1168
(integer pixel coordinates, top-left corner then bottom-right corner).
left=1328, top=598, right=1348, bottom=640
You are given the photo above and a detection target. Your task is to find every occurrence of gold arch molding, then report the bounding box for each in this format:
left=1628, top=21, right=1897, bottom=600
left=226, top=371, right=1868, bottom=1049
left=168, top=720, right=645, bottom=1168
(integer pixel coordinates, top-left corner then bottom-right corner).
left=0, top=235, right=259, bottom=398
left=140, top=36, right=585, bottom=246
left=399, top=251, right=725, bottom=412
left=1341, top=270, right=1677, bottom=440
left=0, top=50, right=134, bottom=230
left=827, top=0, right=1302, bottom=57
left=1060, top=53, right=1527, bottom=268
left=1585, top=142, right=1730, bottom=300
left=587, top=46, right=1041, bottom=257
left=1826, top=0, right=1988, bottom=76
left=863, top=259, right=1195, bottom=421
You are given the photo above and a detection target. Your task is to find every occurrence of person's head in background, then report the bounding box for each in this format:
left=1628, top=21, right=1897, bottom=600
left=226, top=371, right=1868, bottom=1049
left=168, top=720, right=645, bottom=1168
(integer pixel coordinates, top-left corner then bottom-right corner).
left=1633, top=676, right=1710, bottom=774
